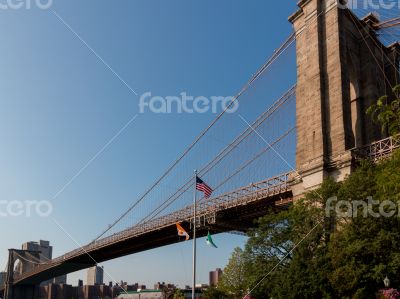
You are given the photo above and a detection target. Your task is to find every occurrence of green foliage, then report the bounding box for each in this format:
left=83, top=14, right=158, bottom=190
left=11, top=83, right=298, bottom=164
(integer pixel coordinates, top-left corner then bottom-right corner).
left=202, top=287, right=229, bottom=299
left=222, top=151, right=400, bottom=298
left=173, top=289, right=185, bottom=299
left=218, top=247, right=249, bottom=299
left=367, top=85, right=400, bottom=136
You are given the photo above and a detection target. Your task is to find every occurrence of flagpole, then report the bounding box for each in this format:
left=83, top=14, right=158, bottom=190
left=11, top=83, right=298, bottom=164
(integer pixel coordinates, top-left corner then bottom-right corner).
left=192, top=170, right=197, bottom=299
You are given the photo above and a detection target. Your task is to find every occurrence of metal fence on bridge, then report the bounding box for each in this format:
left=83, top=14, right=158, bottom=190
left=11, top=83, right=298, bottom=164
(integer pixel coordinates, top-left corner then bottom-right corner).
left=14, top=172, right=292, bottom=282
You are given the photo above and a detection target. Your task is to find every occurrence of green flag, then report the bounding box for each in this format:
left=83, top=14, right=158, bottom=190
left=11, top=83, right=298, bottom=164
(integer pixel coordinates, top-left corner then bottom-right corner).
left=206, top=231, right=218, bottom=248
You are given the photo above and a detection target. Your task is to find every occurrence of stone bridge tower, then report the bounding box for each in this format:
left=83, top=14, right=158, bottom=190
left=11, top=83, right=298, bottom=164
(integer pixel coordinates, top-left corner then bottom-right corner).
left=4, top=249, right=41, bottom=299
left=289, top=0, right=399, bottom=197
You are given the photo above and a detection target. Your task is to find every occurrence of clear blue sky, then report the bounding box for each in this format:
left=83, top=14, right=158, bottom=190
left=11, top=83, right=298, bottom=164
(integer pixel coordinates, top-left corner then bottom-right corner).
left=0, top=0, right=299, bottom=287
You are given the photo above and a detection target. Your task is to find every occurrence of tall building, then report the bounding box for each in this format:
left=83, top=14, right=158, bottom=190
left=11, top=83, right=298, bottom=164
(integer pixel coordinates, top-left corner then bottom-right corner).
left=209, top=268, right=222, bottom=287
left=22, top=240, right=52, bottom=259
left=87, top=266, right=104, bottom=285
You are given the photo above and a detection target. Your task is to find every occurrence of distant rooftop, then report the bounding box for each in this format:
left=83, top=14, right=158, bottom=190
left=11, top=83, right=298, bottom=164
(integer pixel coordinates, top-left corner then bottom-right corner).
left=124, top=289, right=162, bottom=294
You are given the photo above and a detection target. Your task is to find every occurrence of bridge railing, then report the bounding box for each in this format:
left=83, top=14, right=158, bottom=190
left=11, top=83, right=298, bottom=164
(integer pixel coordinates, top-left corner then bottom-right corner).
left=24, top=136, right=400, bottom=279
left=81, top=172, right=291, bottom=252
left=352, top=135, right=400, bottom=162
left=15, top=172, right=292, bottom=281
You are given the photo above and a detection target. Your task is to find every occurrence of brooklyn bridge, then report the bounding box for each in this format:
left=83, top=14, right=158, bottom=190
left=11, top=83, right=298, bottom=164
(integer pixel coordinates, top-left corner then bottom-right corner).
left=2, top=0, right=400, bottom=298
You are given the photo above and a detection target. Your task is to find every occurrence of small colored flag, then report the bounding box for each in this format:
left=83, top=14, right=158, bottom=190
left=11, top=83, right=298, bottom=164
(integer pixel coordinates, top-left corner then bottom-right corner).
left=176, top=223, right=189, bottom=241
left=196, top=176, right=213, bottom=198
left=206, top=231, right=218, bottom=248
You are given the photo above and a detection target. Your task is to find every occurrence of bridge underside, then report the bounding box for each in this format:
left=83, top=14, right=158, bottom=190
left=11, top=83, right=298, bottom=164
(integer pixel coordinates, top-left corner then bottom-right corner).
left=9, top=190, right=292, bottom=286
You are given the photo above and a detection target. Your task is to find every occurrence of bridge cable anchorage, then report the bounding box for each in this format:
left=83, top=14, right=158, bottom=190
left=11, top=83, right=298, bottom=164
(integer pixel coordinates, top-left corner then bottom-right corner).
left=93, top=32, right=296, bottom=241
left=135, top=86, right=296, bottom=227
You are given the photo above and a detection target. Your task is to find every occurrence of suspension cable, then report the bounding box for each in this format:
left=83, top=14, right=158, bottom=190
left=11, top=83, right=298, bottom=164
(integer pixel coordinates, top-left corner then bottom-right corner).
left=94, top=33, right=296, bottom=241
left=135, top=87, right=296, bottom=226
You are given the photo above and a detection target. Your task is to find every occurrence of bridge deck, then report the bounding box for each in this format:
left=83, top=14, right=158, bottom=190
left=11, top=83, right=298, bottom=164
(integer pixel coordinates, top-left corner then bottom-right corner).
left=6, top=135, right=400, bottom=287
left=4, top=135, right=400, bottom=288
left=9, top=172, right=293, bottom=286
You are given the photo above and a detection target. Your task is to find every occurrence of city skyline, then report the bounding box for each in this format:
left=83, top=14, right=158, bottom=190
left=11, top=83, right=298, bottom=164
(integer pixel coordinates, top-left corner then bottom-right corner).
left=0, top=238, right=225, bottom=290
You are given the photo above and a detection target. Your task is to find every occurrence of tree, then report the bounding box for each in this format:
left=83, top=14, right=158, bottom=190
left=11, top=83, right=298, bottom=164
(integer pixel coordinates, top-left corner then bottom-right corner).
left=172, top=289, right=185, bottom=299
left=218, top=247, right=249, bottom=298
left=163, top=287, right=179, bottom=299
left=325, top=153, right=400, bottom=298
left=243, top=178, right=339, bottom=298
left=202, top=287, right=228, bottom=299
left=367, top=85, right=400, bottom=136
left=225, top=151, right=400, bottom=298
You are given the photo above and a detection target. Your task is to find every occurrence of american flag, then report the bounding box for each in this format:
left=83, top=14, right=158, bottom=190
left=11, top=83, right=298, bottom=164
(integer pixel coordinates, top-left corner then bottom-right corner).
left=196, top=176, right=213, bottom=198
